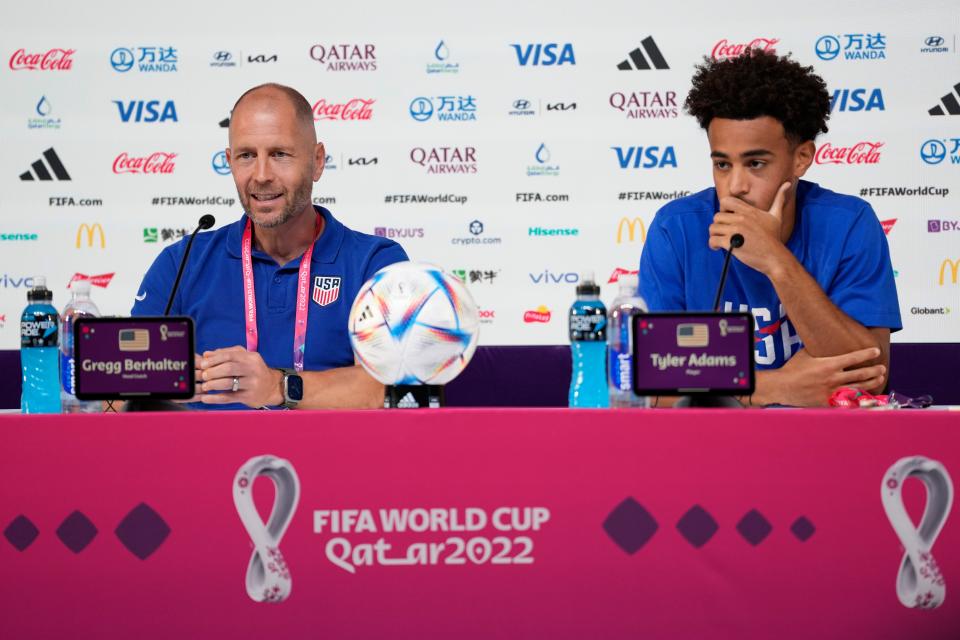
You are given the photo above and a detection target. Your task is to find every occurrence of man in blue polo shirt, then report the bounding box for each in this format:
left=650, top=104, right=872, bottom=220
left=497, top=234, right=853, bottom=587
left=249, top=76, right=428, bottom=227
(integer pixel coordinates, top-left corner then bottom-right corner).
left=639, top=51, right=901, bottom=407
left=132, top=83, right=407, bottom=409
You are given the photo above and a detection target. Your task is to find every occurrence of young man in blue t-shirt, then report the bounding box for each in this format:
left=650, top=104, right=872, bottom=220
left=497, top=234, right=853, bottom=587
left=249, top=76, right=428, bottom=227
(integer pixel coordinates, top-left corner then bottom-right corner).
left=639, top=51, right=901, bottom=407
left=132, top=84, right=408, bottom=409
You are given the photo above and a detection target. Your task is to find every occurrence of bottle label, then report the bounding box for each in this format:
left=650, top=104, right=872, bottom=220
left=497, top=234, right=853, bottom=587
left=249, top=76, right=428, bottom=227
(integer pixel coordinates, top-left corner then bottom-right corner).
left=21, top=315, right=58, bottom=348
left=61, top=353, right=76, bottom=395
left=569, top=310, right=606, bottom=341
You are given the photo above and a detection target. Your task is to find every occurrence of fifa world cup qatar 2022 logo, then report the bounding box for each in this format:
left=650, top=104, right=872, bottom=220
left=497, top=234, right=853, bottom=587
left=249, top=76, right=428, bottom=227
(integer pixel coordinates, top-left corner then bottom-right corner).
left=882, top=456, right=954, bottom=609
left=234, top=455, right=301, bottom=603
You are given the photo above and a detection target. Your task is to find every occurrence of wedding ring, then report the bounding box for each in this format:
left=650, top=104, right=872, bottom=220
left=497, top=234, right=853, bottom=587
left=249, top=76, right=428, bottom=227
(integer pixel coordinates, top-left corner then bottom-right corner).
left=232, top=376, right=241, bottom=392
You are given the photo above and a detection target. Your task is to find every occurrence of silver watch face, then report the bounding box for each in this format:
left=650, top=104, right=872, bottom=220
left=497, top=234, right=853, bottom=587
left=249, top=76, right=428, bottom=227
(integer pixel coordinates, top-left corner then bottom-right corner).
left=285, top=375, right=304, bottom=402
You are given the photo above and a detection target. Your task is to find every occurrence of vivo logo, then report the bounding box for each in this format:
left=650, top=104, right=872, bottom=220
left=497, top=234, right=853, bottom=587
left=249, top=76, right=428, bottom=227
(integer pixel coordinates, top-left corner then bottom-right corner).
left=612, top=146, right=677, bottom=168
left=529, top=270, right=579, bottom=284
left=511, top=43, right=576, bottom=66
left=1, top=274, right=35, bottom=288
left=113, top=100, right=178, bottom=122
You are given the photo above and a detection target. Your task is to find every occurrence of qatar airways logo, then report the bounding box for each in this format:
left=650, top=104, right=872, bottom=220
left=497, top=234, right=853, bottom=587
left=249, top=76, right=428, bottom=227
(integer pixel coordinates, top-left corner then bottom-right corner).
left=113, top=152, right=177, bottom=174
left=312, top=99, right=374, bottom=121
left=409, top=147, right=477, bottom=175
left=309, top=44, right=376, bottom=71
left=9, top=48, right=75, bottom=71
left=814, top=141, right=884, bottom=165
left=711, top=38, right=778, bottom=60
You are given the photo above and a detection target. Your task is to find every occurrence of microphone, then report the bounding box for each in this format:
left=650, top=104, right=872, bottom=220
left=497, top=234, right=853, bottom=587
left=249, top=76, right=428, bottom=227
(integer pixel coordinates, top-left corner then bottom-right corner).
left=712, top=233, right=743, bottom=312
left=164, top=214, right=215, bottom=315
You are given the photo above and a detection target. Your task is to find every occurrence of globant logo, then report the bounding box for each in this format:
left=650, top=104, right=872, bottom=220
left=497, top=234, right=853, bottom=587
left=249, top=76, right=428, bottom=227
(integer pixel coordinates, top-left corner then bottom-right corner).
left=928, top=219, right=960, bottom=233
left=511, top=43, right=575, bottom=66
left=830, top=88, right=885, bottom=112
left=911, top=306, right=951, bottom=315
left=410, top=147, right=477, bottom=174
left=815, top=33, right=887, bottom=61
left=612, top=146, right=678, bottom=169
left=814, top=141, right=883, bottom=165
left=527, top=143, right=560, bottom=177
left=113, top=152, right=177, bottom=175
left=28, top=96, right=61, bottom=130
left=523, top=306, right=552, bottom=323
left=110, top=46, right=178, bottom=73
left=374, top=227, right=424, bottom=239
left=114, top=100, right=178, bottom=123
left=609, top=91, right=678, bottom=119
left=921, top=139, right=960, bottom=165
left=212, top=151, right=230, bottom=175
left=921, top=36, right=950, bottom=54
left=711, top=38, right=778, bottom=60
left=528, top=227, right=579, bottom=237
left=312, top=98, right=374, bottom=121
left=409, top=96, right=477, bottom=122
left=427, top=40, right=459, bottom=74
left=210, top=51, right=238, bottom=68
left=9, top=48, right=74, bottom=71
left=309, top=44, right=376, bottom=71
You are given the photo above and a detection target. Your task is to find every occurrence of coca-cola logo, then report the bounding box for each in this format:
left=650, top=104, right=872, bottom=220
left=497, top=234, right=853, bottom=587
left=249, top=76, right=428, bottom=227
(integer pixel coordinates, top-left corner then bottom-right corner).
left=112, top=152, right=177, bottom=174
left=814, top=141, right=884, bottom=165
left=523, top=306, right=552, bottom=323
left=312, top=98, right=374, bottom=121
left=9, top=48, right=75, bottom=71
left=711, top=38, right=779, bottom=60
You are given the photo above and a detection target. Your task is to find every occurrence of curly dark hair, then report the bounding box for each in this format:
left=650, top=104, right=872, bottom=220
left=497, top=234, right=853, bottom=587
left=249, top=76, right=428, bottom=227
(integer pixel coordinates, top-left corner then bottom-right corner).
left=684, top=49, right=831, bottom=143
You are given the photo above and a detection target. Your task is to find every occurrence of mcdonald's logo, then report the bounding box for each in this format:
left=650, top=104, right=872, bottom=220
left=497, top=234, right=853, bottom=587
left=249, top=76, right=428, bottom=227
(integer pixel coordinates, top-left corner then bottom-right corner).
left=939, top=258, right=960, bottom=285
left=76, top=223, right=105, bottom=249
left=616, top=217, right=647, bottom=244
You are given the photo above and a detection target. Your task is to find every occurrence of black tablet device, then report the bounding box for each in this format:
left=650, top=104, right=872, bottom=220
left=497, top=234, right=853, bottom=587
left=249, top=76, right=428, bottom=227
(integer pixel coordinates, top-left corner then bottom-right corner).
left=73, top=316, right=195, bottom=400
left=631, top=312, right=755, bottom=396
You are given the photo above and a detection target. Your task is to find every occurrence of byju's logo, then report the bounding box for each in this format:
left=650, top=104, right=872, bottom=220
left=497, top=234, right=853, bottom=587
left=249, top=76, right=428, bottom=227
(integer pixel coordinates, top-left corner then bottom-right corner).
left=427, top=40, right=459, bottom=74
left=511, top=43, right=575, bottom=66
left=211, top=151, right=230, bottom=175
left=409, top=147, right=477, bottom=174
left=28, top=96, right=61, bottom=130
left=711, top=38, right=779, bottom=60
left=527, top=143, right=560, bottom=177
left=210, top=51, right=238, bottom=68
left=830, top=88, right=885, bottom=112
left=921, top=138, right=960, bottom=165
left=309, top=44, right=377, bottom=71
left=110, top=46, right=177, bottom=73
left=929, top=219, right=960, bottom=233
left=114, top=100, right=178, bottom=123
left=9, top=48, right=74, bottom=71
left=409, top=96, right=477, bottom=122
left=609, top=91, right=678, bottom=119
left=815, top=33, right=887, bottom=61
left=612, top=146, right=678, bottom=169
left=19, top=147, right=70, bottom=181
left=374, top=227, right=424, bottom=239
left=929, top=83, right=960, bottom=116
left=312, top=98, right=374, bottom=121
left=921, top=36, right=950, bottom=54
left=617, top=37, right=668, bottom=70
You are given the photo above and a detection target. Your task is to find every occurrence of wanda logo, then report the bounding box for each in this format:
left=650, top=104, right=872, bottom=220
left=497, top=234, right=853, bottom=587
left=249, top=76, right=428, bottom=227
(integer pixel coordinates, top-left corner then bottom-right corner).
left=9, top=48, right=75, bottom=70
left=814, top=142, right=884, bottom=165
left=112, top=152, right=177, bottom=174
left=711, top=38, right=779, bottom=60
left=312, top=98, right=374, bottom=121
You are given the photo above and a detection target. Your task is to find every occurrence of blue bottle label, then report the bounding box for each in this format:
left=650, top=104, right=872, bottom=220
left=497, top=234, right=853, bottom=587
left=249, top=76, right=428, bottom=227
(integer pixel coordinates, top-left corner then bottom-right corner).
left=21, top=314, right=58, bottom=348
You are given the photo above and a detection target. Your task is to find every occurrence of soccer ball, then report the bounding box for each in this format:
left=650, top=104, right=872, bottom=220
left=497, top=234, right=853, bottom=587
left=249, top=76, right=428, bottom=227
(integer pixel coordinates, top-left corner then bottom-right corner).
left=348, top=262, right=480, bottom=385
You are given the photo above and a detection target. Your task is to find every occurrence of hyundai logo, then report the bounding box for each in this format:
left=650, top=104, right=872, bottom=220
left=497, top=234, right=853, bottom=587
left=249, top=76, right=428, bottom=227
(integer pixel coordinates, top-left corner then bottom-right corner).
left=815, top=35, right=841, bottom=61
left=925, top=36, right=945, bottom=47
left=513, top=99, right=531, bottom=110
left=213, top=51, right=233, bottom=62
left=409, top=97, right=434, bottom=122
left=921, top=139, right=947, bottom=165
left=211, top=151, right=231, bottom=175
left=110, top=47, right=135, bottom=72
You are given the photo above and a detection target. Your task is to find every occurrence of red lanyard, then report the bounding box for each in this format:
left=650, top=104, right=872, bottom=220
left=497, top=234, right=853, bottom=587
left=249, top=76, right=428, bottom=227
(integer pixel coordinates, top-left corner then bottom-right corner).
left=241, top=215, right=321, bottom=372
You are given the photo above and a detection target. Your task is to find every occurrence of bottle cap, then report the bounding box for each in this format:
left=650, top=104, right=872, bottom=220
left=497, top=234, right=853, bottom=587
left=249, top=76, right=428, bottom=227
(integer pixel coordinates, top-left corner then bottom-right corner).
left=617, top=273, right=639, bottom=293
left=72, top=280, right=92, bottom=295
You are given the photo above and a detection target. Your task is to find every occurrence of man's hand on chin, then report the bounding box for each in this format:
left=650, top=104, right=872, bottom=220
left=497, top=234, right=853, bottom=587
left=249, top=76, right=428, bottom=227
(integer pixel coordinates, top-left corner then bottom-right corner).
left=197, top=346, right=283, bottom=408
left=709, top=181, right=793, bottom=277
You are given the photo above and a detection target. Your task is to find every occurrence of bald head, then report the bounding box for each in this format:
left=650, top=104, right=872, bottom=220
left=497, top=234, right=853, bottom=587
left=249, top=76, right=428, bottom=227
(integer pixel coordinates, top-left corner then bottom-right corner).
left=231, top=83, right=316, bottom=143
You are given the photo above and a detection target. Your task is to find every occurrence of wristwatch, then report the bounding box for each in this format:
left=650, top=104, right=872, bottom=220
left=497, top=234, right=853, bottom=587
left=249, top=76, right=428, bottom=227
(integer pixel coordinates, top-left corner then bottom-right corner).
left=277, top=368, right=304, bottom=409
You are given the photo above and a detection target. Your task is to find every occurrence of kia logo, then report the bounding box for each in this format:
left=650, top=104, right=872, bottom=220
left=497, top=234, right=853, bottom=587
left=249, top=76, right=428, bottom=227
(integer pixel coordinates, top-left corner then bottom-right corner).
left=925, top=36, right=945, bottom=47
left=214, top=51, right=232, bottom=62
left=921, top=139, right=947, bottom=165
left=815, top=35, right=841, bottom=60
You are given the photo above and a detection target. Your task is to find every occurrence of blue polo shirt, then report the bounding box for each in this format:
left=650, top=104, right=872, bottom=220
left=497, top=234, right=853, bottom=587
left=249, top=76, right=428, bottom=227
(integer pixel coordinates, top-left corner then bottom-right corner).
left=639, top=180, right=901, bottom=369
left=131, top=206, right=408, bottom=407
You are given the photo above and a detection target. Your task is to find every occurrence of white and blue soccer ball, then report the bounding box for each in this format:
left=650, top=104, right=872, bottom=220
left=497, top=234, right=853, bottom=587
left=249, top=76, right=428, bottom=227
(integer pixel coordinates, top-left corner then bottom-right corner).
left=348, top=262, right=480, bottom=385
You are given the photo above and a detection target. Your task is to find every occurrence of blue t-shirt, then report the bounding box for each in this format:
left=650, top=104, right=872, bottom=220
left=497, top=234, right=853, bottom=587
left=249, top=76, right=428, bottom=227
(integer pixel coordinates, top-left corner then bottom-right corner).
left=639, top=180, right=902, bottom=369
left=132, top=206, right=408, bottom=407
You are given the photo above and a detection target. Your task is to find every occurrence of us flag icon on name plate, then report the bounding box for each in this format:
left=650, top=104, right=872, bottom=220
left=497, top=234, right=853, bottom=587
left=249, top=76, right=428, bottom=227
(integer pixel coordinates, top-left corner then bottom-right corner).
left=312, top=276, right=341, bottom=306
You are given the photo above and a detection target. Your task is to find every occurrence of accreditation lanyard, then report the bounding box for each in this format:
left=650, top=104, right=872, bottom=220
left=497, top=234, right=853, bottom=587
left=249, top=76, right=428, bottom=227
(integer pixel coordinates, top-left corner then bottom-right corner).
left=241, top=215, right=321, bottom=372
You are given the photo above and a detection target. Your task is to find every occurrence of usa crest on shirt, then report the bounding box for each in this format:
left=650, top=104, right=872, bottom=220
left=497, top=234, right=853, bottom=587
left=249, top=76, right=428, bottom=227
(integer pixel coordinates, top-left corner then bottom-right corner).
left=312, top=276, right=341, bottom=306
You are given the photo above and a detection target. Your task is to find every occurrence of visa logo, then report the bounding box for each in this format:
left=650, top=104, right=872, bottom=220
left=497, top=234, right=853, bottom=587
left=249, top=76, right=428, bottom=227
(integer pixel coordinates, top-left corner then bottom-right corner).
left=113, top=100, right=179, bottom=122
left=830, top=88, right=885, bottom=112
left=528, top=270, right=579, bottom=284
left=612, top=146, right=677, bottom=169
left=511, top=43, right=576, bottom=66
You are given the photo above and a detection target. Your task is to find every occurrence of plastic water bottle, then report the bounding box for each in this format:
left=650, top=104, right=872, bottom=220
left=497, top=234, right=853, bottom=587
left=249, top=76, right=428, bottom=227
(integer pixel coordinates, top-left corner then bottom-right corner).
left=61, top=280, right=101, bottom=413
left=20, top=277, right=61, bottom=413
left=569, top=271, right=609, bottom=408
left=607, top=274, right=649, bottom=408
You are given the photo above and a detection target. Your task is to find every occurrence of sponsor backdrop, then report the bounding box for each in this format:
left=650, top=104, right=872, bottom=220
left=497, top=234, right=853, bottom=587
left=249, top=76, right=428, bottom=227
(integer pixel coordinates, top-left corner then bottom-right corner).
left=1, top=0, right=958, bottom=349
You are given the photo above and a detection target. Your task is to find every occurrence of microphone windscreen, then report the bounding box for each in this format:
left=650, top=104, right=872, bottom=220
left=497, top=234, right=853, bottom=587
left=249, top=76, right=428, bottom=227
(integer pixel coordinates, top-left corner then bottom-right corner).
left=198, top=214, right=216, bottom=230
left=730, top=234, right=744, bottom=249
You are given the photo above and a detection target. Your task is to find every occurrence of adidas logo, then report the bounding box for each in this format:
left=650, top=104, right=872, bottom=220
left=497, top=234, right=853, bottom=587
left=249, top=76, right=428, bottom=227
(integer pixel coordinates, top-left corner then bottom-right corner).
left=929, top=82, right=960, bottom=115
left=397, top=392, right=419, bottom=408
left=19, top=147, right=71, bottom=181
left=617, top=37, right=669, bottom=70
